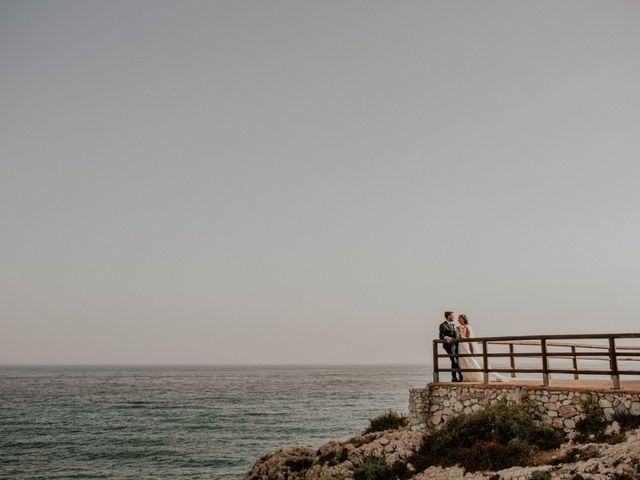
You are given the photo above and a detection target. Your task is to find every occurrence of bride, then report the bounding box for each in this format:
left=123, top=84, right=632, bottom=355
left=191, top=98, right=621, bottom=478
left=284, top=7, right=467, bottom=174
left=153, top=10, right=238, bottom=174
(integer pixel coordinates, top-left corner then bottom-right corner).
left=456, top=314, right=505, bottom=383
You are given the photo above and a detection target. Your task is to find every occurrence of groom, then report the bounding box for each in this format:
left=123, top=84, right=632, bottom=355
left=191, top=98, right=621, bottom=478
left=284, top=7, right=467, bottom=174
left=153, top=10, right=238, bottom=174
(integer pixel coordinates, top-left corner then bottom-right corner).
left=439, top=311, right=463, bottom=382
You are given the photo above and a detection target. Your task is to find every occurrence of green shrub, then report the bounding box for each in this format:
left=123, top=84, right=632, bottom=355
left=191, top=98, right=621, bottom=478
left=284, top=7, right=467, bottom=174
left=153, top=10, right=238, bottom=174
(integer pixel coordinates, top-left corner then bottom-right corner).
left=575, top=398, right=608, bottom=443
left=612, top=407, right=640, bottom=432
left=530, top=471, right=551, bottom=480
left=410, top=398, right=564, bottom=473
left=389, top=461, right=408, bottom=478
left=448, top=439, right=532, bottom=472
left=364, top=410, right=408, bottom=434
left=353, top=457, right=392, bottom=480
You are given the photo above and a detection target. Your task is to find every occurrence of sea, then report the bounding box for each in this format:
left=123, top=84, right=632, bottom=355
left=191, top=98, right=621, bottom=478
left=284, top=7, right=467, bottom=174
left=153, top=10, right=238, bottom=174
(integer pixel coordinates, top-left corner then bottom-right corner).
left=0, top=365, right=431, bottom=479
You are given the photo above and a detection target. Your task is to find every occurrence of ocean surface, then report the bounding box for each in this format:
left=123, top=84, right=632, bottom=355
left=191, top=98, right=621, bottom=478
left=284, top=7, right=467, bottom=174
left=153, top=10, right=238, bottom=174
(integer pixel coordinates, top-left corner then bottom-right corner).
left=0, top=365, right=431, bottom=479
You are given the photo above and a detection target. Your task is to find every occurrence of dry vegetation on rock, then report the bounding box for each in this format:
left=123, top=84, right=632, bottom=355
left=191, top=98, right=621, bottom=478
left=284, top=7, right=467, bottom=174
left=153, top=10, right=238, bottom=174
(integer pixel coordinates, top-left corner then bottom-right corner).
left=243, top=398, right=640, bottom=480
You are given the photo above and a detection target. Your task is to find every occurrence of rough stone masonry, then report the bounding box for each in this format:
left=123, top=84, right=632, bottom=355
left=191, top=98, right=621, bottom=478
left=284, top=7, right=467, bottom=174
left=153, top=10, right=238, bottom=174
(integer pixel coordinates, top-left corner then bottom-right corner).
left=409, top=383, right=640, bottom=433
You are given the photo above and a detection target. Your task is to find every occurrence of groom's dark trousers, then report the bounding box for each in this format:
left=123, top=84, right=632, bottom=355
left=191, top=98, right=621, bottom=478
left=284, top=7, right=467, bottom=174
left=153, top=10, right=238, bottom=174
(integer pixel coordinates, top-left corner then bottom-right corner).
left=442, top=342, right=462, bottom=382
left=439, top=321, right=463, bottom=381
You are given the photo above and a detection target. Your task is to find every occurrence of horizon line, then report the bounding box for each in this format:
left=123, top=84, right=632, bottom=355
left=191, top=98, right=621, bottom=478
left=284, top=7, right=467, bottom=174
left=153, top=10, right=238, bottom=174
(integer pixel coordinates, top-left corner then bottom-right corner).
left=0, top=362, right=431, bottom=368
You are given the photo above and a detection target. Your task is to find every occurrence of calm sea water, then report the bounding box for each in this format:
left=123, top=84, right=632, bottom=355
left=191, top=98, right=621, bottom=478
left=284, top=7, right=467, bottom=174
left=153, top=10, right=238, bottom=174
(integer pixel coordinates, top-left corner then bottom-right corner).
left=0, top=365, right=431, bottom=479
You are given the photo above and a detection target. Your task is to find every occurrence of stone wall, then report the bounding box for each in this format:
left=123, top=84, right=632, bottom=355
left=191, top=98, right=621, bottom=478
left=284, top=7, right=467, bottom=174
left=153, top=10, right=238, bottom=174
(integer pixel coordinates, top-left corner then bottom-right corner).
left=409, top=383, right=640, bottom=433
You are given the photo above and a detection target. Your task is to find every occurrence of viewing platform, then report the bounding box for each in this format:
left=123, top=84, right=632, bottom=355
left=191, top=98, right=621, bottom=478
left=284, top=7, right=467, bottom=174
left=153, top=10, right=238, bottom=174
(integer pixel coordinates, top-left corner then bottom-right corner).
left=409, top=333, right=640, bottom=433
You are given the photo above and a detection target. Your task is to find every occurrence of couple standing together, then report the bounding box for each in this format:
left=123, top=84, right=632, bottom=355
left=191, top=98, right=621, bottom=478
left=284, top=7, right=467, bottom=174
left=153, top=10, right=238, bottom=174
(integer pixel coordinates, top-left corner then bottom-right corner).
left=438, top=311, right=505, bottom=383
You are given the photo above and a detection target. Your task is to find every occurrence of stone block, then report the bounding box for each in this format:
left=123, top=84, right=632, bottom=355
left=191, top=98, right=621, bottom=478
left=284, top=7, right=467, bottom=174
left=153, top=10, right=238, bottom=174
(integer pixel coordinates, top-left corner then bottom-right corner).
left=599, top=399, right=612, bottom=408
left=559, top=405, right=576, bottom=417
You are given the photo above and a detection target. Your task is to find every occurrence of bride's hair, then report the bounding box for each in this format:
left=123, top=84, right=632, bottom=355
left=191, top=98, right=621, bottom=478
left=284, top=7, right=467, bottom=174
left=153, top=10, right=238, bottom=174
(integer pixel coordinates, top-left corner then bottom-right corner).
left=459, top=314, right=469, bottom=325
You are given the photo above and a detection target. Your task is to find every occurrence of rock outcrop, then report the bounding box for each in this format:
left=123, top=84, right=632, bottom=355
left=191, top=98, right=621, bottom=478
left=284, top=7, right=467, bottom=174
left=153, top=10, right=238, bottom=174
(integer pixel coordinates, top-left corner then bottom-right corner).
left=244, top=426, right=640, bottom=480
left=243, top=429, right=423, bottom=480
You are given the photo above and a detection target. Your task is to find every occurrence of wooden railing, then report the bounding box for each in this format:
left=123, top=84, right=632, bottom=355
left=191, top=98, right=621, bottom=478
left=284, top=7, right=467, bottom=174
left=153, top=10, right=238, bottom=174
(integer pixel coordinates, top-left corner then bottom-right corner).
left=432, top=333, right=640, bottom=389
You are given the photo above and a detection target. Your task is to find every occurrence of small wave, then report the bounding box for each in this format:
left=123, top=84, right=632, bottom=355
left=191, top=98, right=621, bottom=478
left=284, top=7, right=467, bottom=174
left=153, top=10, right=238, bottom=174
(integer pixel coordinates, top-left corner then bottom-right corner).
left=167, top=457, right=245, bottom=468
left=85, top=449, right=180, bottom=461
left=182, top=424, right=223, bottom=431
left=111, top=403, right=150, bottom=409
left=46, top=473, right=111, bottom=479
left=1, top=440, right=52, bottom=449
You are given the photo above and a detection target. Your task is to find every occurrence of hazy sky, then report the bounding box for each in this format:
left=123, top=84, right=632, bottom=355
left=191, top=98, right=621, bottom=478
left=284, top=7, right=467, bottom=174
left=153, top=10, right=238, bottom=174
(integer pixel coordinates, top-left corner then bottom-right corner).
left=2, top=1, right=639, bottom=365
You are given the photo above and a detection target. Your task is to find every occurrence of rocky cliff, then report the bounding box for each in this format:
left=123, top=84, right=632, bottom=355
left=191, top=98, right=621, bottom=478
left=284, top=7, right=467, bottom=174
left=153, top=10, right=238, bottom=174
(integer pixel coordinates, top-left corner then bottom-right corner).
left=243, top=424, right=640, bottom=479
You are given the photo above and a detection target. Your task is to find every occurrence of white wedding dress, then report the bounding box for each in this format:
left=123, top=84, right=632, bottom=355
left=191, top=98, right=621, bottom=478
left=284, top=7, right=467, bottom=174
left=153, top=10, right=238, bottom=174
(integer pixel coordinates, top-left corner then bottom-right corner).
left=457, top=325, right=506, bottom=383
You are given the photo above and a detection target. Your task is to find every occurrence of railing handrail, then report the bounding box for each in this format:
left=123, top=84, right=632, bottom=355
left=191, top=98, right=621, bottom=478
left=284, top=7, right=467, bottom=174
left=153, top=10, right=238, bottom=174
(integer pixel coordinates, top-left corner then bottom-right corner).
left=489, top=340, right=640, bottom=351
left=432, top=332, right=638, bottom=389
left=433, top=332, right=640, bottom=343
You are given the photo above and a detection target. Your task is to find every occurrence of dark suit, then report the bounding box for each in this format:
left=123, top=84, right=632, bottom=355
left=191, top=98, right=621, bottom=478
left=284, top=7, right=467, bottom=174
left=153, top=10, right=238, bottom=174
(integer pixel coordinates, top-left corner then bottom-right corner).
left=439, top=320, right=463, bottom=381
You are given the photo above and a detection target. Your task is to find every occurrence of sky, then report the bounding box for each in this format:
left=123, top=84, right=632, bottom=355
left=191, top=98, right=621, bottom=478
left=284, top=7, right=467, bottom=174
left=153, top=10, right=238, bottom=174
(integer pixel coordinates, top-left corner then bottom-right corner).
left=1, top=1, right=639, bottom=365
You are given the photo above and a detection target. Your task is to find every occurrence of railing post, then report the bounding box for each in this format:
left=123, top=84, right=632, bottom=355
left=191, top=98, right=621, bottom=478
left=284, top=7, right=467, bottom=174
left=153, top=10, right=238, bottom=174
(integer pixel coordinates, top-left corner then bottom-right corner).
left=432, top=340, right=440, bottom=383
left=609, top=337, right=620, bottom=390
left=509, top=343, right=516, bottom=378
left=571, top=345, right=579, bottom=380
left=541, top=338, right=549, bottom=386
left=482, top=340, right=489, bottom=384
